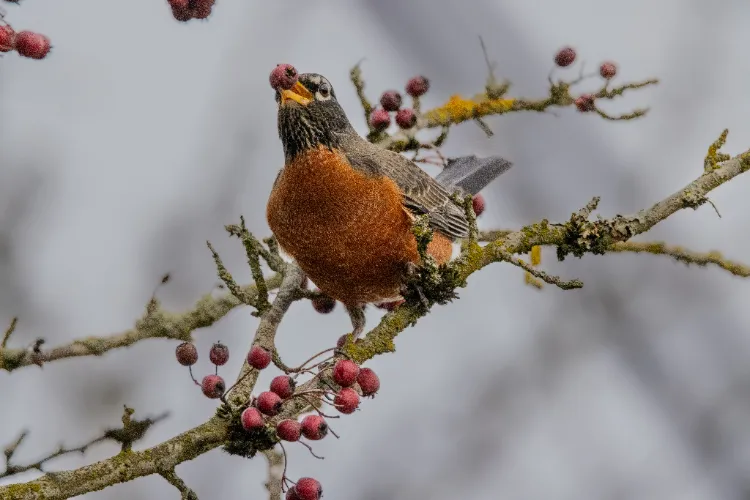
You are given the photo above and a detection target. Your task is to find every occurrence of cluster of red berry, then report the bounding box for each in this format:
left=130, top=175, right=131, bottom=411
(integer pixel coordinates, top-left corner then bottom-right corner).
left=0, top=23, right=50, bottom=59
left=167, top=0, right=215, bottom=22
left=175, top=338, right=380, bottom=499
left=553, top=46, right=619, bottom=113
left=369, top=76, right=429, bottom=131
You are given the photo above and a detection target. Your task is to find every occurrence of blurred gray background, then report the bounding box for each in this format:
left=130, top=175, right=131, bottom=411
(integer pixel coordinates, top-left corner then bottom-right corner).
left=2, top=1, right=750, bottom=499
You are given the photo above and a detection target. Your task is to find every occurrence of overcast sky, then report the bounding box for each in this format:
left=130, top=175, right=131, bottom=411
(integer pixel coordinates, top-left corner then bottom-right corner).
left=2, top=1, right=750, bottom=499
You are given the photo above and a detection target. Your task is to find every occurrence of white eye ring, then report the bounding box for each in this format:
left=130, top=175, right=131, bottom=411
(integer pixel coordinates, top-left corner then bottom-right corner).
left=317, top=82, right=332, bottom=100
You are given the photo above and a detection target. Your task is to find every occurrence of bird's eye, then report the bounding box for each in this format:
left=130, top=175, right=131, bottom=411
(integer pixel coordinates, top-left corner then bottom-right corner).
left=318, top=82, right=330, bottom=97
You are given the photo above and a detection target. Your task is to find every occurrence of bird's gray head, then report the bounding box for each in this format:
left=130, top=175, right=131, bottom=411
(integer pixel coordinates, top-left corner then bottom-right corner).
left=276, top=73, right=354, bottom=161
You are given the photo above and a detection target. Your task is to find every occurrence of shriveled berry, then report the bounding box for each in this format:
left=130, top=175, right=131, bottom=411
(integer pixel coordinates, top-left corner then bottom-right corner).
left=333, top=359, right=360, bottom=388
left=295, top=477, right=322, bottom=500
left=380, top=90, right=402, bottom=112
left=247, top=345, right=271, bottom=369
left=300, top=414, right=328, bottom=440
left=209, top=342, right=229, bottom=366
left=276, top=419, right=301, bottom=442
left=257, top=391, right=283, bottom=416
left=168, top=0, right=189, bottom=9
left=0, top=26, right=15, bottom=53
left=286, top=488, right=302, bottom=500
left=599, top=61, right=617, bottom=79
left=395, top=108, right=417, bottom=129
left=376, top=299, right=404, bottom=311
left=472, top=193, right=485, bottom=217
left=201, top=374, right=225, bottom=399
left=170, top=5, right=192, bottom=22
left=554, top=46, right=576, bottom=67
left=405, top=75, right=430, bottom=97
left=369, top=108, right=391, bottom=132
left=191, top=0, right=214, bottom=19
left=334, top=387, right=360, bottom=414
left=336, top=334, right=349, bottom=349
left=270, top=63, right=298, bottom=91
left=176, top=342, right=198, bottom=366
left=14, top=31, right=51, bottom=60
left=575, top=94, right=596, bottom=112
left=311, top=290, right=336, bottom=314
left=270, top=375, right=296, bottom=399
left=357, top=367, right=380, bottom=397
left=241, top=407, right=264, bottom=431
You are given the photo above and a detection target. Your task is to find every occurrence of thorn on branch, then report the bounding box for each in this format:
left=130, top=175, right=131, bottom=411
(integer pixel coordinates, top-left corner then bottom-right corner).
left=105, top=405, right=170, bottom=453
left=207, top=240, right=254, bottom=308
left=495, top=247, right=583, bottom=290
left=704, top=128, right=732, bottom=173
left=350, top=60, right=374, bottom=130
left=2, top=317, right=18, bottom=348
left=224, top=216, right=273, bottom=314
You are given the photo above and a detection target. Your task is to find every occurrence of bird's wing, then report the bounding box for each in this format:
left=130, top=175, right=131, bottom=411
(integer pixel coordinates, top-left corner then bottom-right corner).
left=340, top=137, right=470, bottom=239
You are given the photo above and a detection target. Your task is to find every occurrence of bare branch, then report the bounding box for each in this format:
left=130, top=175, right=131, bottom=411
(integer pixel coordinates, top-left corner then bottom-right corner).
left=494, top=247, right=583, bottom=290
left=0, top=273, right=283, bottom=372
left=608, top=241, right=750, bottom=277
left=263, top=449, right=284, bottom=500
left=159, top=469, right=198, bottom=500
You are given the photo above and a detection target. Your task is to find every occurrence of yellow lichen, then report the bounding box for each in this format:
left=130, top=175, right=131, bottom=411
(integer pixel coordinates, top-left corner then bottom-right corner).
left=424, top=95, right=516, bottom=126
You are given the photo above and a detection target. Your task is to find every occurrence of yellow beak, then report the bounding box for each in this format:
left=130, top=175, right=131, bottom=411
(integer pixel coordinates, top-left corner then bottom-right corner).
left=280, top=81, right=314, bottom=106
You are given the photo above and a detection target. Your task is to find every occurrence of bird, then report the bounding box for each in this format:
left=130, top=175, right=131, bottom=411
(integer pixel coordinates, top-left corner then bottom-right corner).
left=266, top=72, right=512, bottom=338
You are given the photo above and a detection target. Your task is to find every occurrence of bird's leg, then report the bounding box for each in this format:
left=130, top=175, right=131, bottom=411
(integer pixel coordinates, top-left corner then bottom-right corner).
left=401, top=261, right=430, bottom=309
left=345, top=304, right=366, bottom=339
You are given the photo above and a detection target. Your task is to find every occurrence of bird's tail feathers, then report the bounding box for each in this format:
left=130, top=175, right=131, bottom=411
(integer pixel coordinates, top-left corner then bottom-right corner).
left=434, top=155, right=513, bottom=195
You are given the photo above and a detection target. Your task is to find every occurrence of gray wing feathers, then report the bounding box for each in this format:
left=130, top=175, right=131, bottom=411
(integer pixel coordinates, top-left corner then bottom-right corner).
left=341, top=137, right=470, bottom=239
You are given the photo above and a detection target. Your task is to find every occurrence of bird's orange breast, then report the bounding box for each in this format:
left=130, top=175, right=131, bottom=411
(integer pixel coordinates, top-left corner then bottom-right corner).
left=266, top=146, right=452, bottom=305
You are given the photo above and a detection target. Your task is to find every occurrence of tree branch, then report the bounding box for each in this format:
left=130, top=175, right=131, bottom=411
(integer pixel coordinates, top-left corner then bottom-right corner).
left=0, top=274, right=283, bottom=372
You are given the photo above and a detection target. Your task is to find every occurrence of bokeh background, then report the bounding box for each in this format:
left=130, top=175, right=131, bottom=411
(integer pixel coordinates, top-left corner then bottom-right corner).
left=2, top=1, right=750, bottom=499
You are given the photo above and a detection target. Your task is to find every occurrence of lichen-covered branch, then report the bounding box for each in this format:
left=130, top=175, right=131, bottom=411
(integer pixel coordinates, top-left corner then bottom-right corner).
left=0, top=273, right=283, bottom=372
left=345, top=147, right=750, bottom=363
left=262, top=449, right=284, bottom=500
left=608, top=241, right=750, bottom=276
left=0, top=408, right=179, bottom=500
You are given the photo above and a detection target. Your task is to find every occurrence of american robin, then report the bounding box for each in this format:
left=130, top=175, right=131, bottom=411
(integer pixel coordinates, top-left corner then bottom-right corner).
left=266, top=73, right=512, bottom=337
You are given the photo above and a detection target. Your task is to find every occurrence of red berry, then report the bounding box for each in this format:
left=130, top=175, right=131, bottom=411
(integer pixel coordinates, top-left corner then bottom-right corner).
left=247, top=345, right=271, bottom=370
left=276, top=419, right=301, bottom=442
left=209, top=342, right=229, bottom=366
left=575, top=94, right=596, bottom=112
left=472, top=194, right=485, bottom=217
left=241, top=407, right=264, bottom=431
left=599, top=61, right=617, bottom=79
left=376, top=299, right=404, bottom=311
left=175, top=342, right=198, bottom=366
left=295, top=477, right=322, bottom=500
left=334, top=387, right=360, bottom=414
left=300, top=414, right=328, bottom=440
left=379, top=90, right=402, bottom=112
left=270, top=375, right=296, bottom=399
left=357, top=367, right=380, bottom=397
left=369, top=108, right=391, bottom=132
left=191, top=0, right=214, bottom=18
left=395, top=108, right=417, bottom=129
left=554, top=46, right=576, bottom=67
left=405, top=75, right=430, bottom=97
left=0, top=26, right=15, bottom=53
left=201, top=374, right=225, bottom=399
left=286, top=488, right=302, bottom=500
left=270, top=63, right=299, bottom=91
left=14, top=31, right=51, bottom=60
left=311, top=290, right=336, bottom=314
left=170, top=5, right=192, bottom=22
left=257, top=391, right=283, bottom=416
left=332, top=359, right=360, bottom=387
